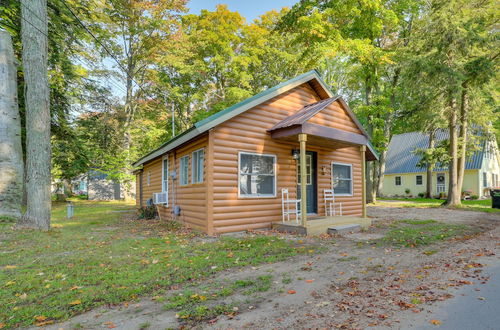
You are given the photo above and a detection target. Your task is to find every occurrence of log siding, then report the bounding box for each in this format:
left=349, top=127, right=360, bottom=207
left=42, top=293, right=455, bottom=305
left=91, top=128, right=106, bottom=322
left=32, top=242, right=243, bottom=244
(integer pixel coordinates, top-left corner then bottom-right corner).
left=136, top=81, right=368, bottom=234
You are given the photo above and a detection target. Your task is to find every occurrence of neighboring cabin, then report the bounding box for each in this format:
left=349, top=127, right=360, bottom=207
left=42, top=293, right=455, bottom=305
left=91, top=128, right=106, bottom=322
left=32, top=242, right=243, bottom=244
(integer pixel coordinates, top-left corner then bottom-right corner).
left=382, top=130, right=500, bottom=198
left=133, top=71, right=378, bottom=235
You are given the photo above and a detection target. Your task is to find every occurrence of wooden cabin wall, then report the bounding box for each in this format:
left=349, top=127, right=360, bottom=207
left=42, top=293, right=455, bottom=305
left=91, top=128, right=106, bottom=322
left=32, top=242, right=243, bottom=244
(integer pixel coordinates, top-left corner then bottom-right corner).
left=210, top=83, right=322, bottom=234
left=308, top=100, right=362, bottom=135
left=137, top=134, right=208, bottom=233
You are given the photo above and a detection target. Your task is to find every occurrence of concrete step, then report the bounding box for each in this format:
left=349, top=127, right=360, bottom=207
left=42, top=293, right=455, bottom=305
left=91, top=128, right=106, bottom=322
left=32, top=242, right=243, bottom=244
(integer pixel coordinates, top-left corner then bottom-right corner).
left=327, top=224, right=361, bottom=234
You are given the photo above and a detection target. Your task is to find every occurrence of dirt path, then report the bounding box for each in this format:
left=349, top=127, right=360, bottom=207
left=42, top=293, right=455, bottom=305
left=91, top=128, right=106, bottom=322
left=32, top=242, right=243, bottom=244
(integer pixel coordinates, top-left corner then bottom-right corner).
left=40, top=207, right=500, bottom=330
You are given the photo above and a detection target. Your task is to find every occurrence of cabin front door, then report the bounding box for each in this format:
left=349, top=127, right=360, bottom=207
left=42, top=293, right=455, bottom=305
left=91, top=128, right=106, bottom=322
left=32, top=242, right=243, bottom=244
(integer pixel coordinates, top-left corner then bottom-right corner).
left=297, top=151, right=318, bottom=214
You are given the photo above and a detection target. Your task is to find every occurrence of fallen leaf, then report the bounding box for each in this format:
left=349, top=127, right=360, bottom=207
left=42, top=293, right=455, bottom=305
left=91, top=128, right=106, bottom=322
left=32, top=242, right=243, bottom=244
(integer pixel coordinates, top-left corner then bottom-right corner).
left=306, top=279, right=314, bottom=283
left=70, top=286, right=82, bottom=291
left=0, top=322, right=5, bottom=328
left=430, top=319, right=441, bottom=325
left=35, top=316, right=47, bottom=322
left=477, top=297, right=486, bottom=300
left=69, top=299, right=81, bottom=306
left=19, top=293, right=27, bottom=300
left=35, top=320, right=54, bottom=327
left=287, top=290, right=296, bottom=294
left=104, top=321, right=116, bottom=328
left=4, top=265, right=17, bottom=269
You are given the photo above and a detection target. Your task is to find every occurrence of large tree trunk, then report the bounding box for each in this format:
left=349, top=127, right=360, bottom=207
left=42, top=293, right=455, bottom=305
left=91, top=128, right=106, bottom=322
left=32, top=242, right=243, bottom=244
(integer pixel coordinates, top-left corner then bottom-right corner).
left=457, top=82, right=468, bottom=195
left=425, top=129, right=436, bottom=198
left=445, top=98, right=460, bottom=206
left=0, top=30, right=24, bottom=220
left=18, top=0, right=51, bottom=230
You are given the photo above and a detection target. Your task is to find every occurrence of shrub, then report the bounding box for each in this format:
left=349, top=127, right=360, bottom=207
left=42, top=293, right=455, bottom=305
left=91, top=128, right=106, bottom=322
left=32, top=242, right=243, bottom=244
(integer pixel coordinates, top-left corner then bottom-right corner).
left=470, top=195, right=479, bottom=200
left=438, top=192, right=447, bottom=199
left=405, top=188, right=411, bottom=195
left=418, top=192, right=425, bottom=198
left=137, top=205, right=157, bottom=220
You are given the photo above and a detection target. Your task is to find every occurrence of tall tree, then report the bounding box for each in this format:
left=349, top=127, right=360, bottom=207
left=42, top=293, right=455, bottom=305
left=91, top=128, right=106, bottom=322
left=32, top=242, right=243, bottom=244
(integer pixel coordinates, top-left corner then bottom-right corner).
left=19, top=0, right=51, bottom=230
left=0, top=29, right=23, bottom=220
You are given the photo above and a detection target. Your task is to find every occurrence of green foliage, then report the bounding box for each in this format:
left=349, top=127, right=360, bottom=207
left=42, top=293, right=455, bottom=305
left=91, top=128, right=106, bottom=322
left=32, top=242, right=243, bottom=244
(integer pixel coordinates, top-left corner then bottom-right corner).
left=137, top=205, right=157, bottom=220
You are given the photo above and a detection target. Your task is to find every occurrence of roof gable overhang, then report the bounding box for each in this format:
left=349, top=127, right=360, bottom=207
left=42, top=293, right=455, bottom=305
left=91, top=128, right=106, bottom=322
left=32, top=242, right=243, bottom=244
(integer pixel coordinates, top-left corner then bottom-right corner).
left=133, top=70, right=377, bottom=167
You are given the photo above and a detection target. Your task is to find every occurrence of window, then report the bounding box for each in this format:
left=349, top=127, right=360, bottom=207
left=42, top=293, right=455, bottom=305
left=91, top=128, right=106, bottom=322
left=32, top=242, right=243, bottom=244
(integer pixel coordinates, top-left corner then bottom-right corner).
left=180, top=155, right=189, bottom=186
left=416, top=175, right=423, bottom=185
left=332, top=163, right=353, bottom=195
left=192, top=148, right=204, bottom=184
left=147, top=171, right=151, bottom=186
left=395, top=176, right=401, bottom=186
left=297, top=154, right=312, bottom=185
left=162, top=156, right=169, bottom=193
left=483, top=172, right=487, bottom=187
left=239, top=152, right=276, bottom=197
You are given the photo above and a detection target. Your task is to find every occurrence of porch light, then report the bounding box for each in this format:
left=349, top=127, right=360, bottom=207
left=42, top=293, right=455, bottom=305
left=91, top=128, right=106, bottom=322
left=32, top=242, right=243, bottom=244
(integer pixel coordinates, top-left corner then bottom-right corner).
left=291, top=149, right=300, bottom=160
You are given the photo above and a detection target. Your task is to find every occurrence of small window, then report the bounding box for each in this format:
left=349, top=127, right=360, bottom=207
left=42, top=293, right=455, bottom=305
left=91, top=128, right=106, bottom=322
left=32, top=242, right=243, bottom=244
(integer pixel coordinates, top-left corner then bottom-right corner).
left=395, top=176, right=401, bottom=186
left=416, top=175, right=423, bottom=185
left=239, top=152, right=276, bottom=197
left=483, top=172, right=487, bottom=187
left=332, top=163, right=353, bottom=195
left=180, top=155, right=189, bottom=186
left=162, top=156, right=169, bottom=193
left=192, top=148, right=204, bottom=184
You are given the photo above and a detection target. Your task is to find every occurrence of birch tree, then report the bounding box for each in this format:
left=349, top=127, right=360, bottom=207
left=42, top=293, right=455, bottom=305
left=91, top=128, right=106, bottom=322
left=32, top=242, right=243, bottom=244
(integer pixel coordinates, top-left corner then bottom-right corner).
left=0, top=29, right=23, bottom=221
left=19, top=0, right=51, bottom=230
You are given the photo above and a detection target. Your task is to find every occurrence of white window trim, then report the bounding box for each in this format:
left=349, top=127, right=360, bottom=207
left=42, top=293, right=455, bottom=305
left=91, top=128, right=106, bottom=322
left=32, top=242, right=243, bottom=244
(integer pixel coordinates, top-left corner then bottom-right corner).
left=180, top=155, right=190, bottom=186
left=331, top=162, right=353, bottom=196
left=238, top=151, right=277, bottom=198
left=395, top=176, right=402, bottom=186
left=191, top=148, right=205, bottom=184
left=416, top=175, right=423, bottom=186
left=147, top=171, right=151, bottom=186
left=161, top=155, right=169, bottom=206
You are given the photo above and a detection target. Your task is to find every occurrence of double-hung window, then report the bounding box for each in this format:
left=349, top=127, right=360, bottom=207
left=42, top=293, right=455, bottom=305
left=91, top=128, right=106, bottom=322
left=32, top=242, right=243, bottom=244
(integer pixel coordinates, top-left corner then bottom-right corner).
left=416, top=175, right=423, bottom=185
left=192, top=148, right=204, bottom=184
left=239, top=152, right=276, bottom=197
left=332, top=163, right=353, bottom=195
left=162, top=156, right=169, bottom=192
left=483, top=172, right=487, bottom=187
left=180, top=155, right=189, bottom=186
left=395, top=176, right=402, bottom=186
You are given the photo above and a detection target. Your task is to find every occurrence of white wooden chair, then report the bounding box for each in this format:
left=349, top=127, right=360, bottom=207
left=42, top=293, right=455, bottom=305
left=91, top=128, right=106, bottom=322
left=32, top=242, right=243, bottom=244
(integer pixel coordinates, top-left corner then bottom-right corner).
left=324, top=189, right=342, bottom=216
left=281, top=188, right=301, bottom=223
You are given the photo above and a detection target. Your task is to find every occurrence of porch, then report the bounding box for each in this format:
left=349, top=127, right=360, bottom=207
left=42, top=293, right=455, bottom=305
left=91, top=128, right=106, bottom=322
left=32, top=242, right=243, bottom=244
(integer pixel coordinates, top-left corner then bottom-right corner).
left=272, top=215, right=371, bottom=236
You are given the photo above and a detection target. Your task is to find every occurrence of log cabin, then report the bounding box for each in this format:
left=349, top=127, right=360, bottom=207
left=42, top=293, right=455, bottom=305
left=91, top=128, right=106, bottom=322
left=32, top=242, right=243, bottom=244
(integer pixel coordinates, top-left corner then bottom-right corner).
left=132, top=70, right=378, bottom=235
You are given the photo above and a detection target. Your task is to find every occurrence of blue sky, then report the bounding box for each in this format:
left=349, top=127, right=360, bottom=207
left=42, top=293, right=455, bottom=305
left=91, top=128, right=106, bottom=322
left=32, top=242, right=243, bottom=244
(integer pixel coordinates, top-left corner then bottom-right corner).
left=187, top=0, right=298, bottom=22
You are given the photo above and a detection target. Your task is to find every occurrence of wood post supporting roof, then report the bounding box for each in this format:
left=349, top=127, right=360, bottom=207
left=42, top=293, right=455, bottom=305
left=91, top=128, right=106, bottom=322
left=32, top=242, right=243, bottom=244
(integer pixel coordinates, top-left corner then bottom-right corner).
left=360, top=145, right=367, bottom=218
left=299, top=133, right=308, bottom=227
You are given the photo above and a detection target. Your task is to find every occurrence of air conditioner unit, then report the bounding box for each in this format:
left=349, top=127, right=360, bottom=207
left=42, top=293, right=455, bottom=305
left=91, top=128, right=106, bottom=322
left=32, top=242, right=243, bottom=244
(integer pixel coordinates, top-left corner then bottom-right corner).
left=153, top=192, right=168, bottom=205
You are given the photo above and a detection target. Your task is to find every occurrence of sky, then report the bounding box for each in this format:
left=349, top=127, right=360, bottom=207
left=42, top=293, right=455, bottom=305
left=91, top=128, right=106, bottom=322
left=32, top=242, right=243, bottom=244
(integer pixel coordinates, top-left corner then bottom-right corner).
left=187, top=0, right=298, bottom=22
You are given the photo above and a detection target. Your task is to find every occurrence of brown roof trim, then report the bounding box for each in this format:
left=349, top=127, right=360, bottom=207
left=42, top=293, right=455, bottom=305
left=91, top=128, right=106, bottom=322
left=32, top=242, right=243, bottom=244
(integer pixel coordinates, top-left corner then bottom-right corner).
left=270, top=123, right=367, bottom=146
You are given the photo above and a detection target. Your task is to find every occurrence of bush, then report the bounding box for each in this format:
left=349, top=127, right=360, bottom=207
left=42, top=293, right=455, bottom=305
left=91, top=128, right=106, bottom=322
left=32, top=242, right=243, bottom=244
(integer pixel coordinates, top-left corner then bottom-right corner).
left=137, top=205, right=157, bottom=220
left=418, top=192, right=425, bottom=198
left=438, top=192, right=447, bottom=199
left=470, top=195, right=479, bottom=200
left=405, top=188, right=411, bottom=195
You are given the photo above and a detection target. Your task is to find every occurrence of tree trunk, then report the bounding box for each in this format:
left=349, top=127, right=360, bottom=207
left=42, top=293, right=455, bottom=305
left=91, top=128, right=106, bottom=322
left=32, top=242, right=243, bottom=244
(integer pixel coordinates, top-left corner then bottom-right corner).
left=457, top=82, right=468, bottom=195
left=425, top=129, right=436, bottom=198
left=0, top=30, right=24, bottom=220
left=18, top=0, right=51, bottom=230
left=445, top=98, right=460, bottom=206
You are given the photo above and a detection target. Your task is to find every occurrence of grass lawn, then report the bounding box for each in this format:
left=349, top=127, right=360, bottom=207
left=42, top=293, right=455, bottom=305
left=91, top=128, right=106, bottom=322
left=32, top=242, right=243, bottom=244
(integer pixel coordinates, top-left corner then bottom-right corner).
left=0, top=200, right=312, bottom=328
left=377, top=197, right=499, bottom=213
left=380, top=219, right=477, bottom=247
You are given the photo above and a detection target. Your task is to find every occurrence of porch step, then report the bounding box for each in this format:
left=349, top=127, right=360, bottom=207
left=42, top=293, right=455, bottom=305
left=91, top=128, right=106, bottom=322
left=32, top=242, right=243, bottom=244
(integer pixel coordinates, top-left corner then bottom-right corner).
left=327, top=224, right=361, bottom=234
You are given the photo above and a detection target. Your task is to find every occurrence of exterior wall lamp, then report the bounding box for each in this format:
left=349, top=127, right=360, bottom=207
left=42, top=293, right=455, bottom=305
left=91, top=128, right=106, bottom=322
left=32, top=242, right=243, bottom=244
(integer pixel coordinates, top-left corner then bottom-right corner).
left=291, top=149, right=300, bottom=160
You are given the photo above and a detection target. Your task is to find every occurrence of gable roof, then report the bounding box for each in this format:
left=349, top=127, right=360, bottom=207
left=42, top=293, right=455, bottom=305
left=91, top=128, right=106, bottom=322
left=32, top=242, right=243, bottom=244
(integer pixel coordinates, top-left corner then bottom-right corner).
left=133, top=70, right=376, bottom=167
left=384, top=130, right=484, bottom=175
